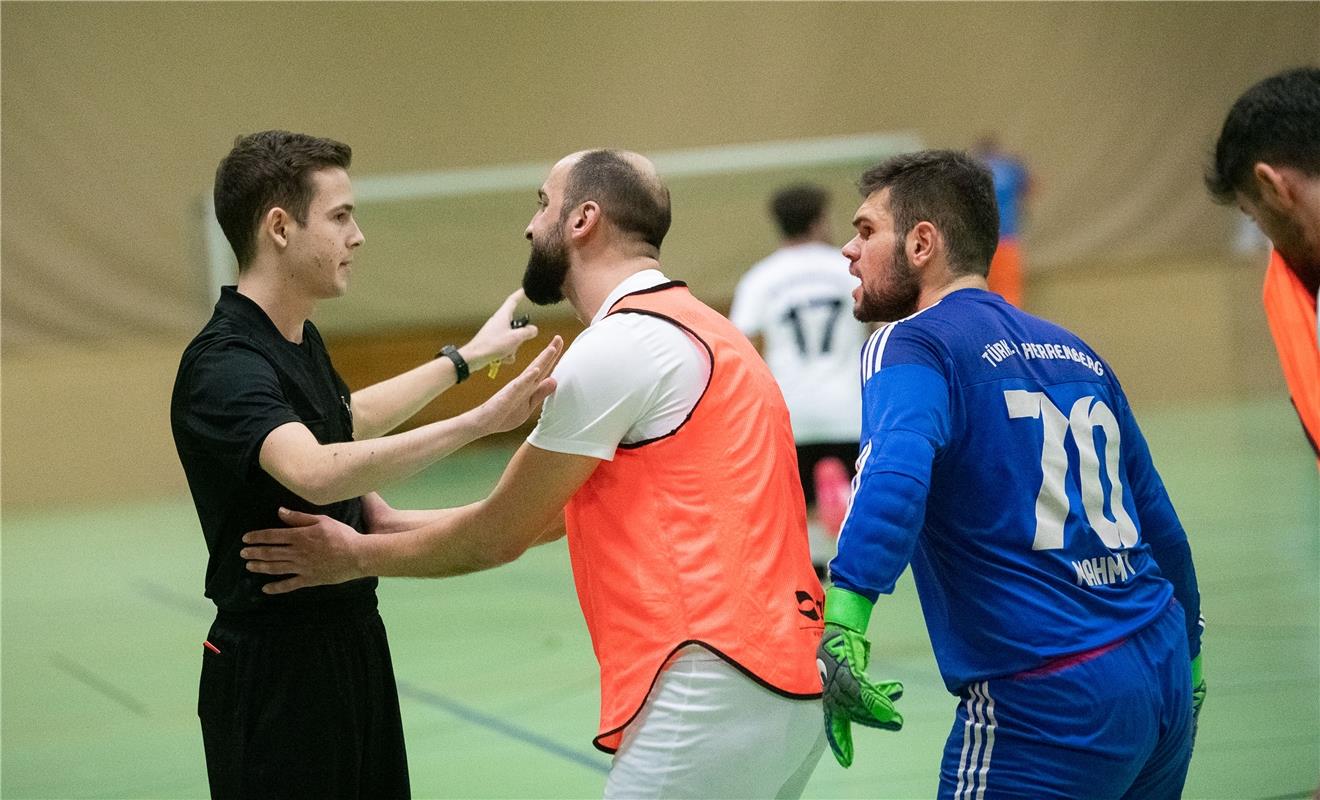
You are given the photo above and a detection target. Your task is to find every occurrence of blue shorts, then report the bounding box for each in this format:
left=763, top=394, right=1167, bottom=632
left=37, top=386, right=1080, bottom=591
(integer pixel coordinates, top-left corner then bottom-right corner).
left=938, top=601, right=1193, bottom=800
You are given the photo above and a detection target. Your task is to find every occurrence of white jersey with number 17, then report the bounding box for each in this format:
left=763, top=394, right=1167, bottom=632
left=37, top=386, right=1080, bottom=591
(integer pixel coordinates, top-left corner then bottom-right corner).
left=730, top=242, right=868, bottom=444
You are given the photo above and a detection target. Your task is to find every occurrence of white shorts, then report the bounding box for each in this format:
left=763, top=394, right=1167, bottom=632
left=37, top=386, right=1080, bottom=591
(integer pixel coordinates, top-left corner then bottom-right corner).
left=603, top=647, right=826, bottom=799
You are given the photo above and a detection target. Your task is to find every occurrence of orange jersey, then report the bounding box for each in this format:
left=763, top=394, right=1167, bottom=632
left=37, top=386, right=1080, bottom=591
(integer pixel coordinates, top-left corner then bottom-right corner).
left=563, top=282, right=824, bottom=753
left=1263, top=250, right=1320, bottom=466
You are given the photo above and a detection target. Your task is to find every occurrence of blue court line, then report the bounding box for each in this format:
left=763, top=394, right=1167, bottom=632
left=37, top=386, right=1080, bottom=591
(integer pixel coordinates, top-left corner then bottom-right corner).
left=134, top=579, right=213, bottom=619
left=132, top=580, right=608, bottom=775
left=396, top=679, right=610, bottom=775
left=50, top=652, right=151, bottom=717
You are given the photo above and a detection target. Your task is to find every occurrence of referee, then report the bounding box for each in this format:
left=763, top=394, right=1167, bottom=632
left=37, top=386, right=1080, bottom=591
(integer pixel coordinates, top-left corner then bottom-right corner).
left=171, top=130, right=559, bottom=798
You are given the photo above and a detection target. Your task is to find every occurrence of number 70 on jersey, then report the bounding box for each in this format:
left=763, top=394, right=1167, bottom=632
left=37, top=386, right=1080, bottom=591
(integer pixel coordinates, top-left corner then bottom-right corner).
left=1004, top=390, right=1140, bottom=552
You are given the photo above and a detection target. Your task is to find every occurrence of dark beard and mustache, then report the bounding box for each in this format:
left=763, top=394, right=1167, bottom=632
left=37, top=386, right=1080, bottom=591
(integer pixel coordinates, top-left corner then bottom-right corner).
left=521, top=226, right=571, bottom=305
left=854, top=238, right=921, bottom=323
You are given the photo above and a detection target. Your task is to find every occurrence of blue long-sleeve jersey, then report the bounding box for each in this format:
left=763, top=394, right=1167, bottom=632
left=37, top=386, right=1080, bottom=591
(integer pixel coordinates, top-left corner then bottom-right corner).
left=830, top=288, right=1201, bottom=693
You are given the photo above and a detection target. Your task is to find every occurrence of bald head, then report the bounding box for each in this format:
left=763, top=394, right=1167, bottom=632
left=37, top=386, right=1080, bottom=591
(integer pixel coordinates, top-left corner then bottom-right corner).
left=559, top=149, right=672, bottom=251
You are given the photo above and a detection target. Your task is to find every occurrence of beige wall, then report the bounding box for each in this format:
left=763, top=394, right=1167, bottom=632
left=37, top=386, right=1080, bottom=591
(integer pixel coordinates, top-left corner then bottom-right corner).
left=3, top=3, right=1317, bottom=347
left=2, top=3, right=1313, bottom=506
left=1029, top=255, right=1285, bottom=409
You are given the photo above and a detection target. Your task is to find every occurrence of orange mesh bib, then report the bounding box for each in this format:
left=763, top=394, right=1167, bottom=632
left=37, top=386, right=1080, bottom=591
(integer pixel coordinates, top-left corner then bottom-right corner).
left=988, top=238, right=1024, bottom=308
left=1263, top=251, right=1320, bottom=467
left=564, top=283, right=824, bottom=753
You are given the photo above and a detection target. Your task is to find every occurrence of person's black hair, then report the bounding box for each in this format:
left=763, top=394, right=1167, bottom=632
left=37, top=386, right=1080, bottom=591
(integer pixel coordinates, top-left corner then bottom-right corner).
left=770, top=184, right=829, bottom=238
left=1207, top=67, right=1320, bottom=204
left=214, top=130, right=352, bottom=268
left=858, top=150, right=999, bottom=277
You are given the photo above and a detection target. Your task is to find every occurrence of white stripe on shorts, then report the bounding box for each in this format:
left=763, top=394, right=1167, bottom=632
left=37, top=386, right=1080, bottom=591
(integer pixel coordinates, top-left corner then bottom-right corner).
left=954, top=681, right=997, bottom=800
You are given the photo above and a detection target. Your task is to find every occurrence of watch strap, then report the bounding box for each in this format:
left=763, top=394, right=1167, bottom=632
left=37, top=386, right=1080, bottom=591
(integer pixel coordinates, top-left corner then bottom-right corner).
left=437, top=344, right=470, bottom=383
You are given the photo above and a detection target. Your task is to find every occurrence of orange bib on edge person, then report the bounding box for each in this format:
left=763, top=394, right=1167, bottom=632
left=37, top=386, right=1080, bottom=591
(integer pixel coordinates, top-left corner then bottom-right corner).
left=1263, top=251, right=1320, bottom=467
left=563, top=283, right=825, bottom=753
left=988, top=238, right=1024, bottom=308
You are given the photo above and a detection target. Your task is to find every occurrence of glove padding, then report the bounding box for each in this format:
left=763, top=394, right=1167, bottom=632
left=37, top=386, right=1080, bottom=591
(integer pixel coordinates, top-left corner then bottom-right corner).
left=817, top=623, right=904, bottom=768
left=1191, top=653, right=1206, bottom=745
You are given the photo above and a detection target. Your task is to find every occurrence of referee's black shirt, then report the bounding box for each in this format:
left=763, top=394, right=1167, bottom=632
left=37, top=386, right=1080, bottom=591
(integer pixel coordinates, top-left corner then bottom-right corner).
left=171, top=286, right=377, bottom=617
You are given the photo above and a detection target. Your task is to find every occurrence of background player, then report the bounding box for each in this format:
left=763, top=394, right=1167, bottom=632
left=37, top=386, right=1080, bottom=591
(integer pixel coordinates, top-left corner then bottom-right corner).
left=816, top=150, right=1204, bottom=798
left=730, top=184, right=871, bottom=576
left=241, top=149, right=827, bottom=799
left=972, top=134, right=1033, bottom=308
left=1206, top=66, right=1320, bottom=466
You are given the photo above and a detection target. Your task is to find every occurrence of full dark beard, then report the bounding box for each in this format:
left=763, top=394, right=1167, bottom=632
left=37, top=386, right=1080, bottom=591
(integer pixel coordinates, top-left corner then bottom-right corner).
left=521, top=231, right=571, bottom=306
left=854, top=241, right=920, bottom=322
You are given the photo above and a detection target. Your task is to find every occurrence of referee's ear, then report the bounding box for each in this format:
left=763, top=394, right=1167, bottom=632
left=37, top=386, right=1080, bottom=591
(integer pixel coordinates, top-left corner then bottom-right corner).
left=265, top=206, right=292, bottom=250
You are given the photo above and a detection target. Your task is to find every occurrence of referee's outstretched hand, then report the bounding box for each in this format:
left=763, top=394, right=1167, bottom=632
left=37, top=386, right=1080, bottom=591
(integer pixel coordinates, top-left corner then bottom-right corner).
left=463, top=289, right=542, bottom=371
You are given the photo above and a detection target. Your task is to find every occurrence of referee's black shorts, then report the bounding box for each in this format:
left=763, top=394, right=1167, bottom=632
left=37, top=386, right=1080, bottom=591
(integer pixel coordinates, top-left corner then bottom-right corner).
left=198, top=603, right=409, bottom=799
left=795, top=441, right=859, bottom=507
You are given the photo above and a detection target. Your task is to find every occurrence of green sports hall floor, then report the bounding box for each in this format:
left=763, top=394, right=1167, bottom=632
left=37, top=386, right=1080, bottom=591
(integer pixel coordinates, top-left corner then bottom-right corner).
left=2, top=396, right=1316, bottom=799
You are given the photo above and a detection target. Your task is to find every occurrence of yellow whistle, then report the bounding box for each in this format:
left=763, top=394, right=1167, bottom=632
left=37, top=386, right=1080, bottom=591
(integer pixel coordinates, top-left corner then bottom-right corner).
left=488, top=315, right=528, bottom=380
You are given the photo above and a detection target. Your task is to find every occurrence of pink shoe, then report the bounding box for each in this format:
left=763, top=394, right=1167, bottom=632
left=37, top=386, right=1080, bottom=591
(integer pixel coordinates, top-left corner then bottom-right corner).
left=814, top=457, right=851, bottom=538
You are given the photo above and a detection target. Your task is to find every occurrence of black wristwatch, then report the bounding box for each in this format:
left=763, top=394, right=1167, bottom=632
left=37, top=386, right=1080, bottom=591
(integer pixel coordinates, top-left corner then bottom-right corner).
left=437, top=344, right=470, bottom=383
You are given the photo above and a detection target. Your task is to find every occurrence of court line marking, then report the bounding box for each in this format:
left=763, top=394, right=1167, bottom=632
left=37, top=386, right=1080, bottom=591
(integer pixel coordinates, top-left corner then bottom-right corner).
left=396, top=680, right=609, bottom=775
left=49, top=653, right=150, bottom=718
left=132, top=579, right=609, bottom=774
left=134, top=579, right=213, bottom=619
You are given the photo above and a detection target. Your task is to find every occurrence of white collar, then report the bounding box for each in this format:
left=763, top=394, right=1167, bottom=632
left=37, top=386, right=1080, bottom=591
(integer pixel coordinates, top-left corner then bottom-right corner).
left=590, top=269, right=671, bottom=326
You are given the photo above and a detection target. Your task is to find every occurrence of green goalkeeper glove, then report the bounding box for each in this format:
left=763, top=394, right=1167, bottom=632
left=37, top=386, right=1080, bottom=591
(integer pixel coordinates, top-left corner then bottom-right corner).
left=1191, top=653, right=1206, bottom=742
left=817, top=586, right=904, bottom=768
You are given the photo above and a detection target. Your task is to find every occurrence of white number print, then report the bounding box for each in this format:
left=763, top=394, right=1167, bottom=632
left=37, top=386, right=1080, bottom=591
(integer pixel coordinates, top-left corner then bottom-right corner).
left=1003, top=391, right=1139, bottom=551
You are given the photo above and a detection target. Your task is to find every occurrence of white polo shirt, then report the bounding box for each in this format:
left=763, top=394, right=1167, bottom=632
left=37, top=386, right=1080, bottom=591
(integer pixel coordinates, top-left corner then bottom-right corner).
left=528, top=270, right=710, bottom=461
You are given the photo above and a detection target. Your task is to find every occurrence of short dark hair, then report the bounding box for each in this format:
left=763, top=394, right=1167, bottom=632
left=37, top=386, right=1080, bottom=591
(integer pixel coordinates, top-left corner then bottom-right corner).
left=1207, top=67, right=1320, bottom=204
left=213, top=130, right=353, bottom=268
left=562, top=150, right=672, bottom=251
left=770, top=184, right=829, bottom=238
left=858, top=150, right=999, bottom=276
